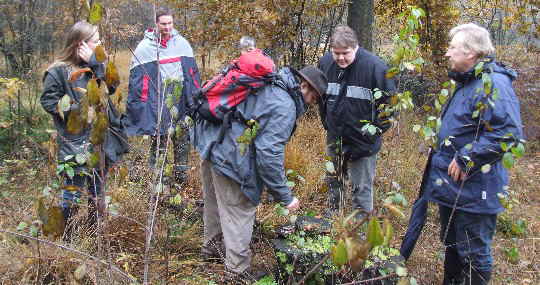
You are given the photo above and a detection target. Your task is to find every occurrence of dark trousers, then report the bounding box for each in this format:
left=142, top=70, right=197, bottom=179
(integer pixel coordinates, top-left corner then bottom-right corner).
left=61, top=167, right=107, bottom=240
left=439, top=205, right=496, bottom=285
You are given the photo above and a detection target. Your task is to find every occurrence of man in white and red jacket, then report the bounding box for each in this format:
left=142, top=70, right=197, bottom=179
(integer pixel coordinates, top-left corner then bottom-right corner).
left=126, top=8, right=200, bottom=183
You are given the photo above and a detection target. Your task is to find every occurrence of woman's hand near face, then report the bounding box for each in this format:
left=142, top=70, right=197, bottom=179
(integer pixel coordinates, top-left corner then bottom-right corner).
left=78, top=41, right=93, bottom=63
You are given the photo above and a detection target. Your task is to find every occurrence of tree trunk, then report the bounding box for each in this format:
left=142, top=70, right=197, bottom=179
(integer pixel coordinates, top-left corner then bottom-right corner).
left=347, top=0, right=373, bottom=51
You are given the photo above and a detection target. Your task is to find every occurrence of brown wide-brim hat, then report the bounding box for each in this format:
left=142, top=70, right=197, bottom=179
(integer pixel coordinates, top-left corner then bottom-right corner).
left=295, top=65, right=328, bottom=97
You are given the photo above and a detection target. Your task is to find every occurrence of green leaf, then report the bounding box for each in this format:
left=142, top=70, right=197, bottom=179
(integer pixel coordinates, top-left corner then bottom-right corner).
left=88, top=2, right=103, bottom=24
left=155, top=183, right=163, bottom=194
left=474, top=62, right=485, bottom=77
left=367, top=125, right=377, bottom=135
left=501, top=142, right=508, bottom=152
left=386, top=67, right=399, bottom=79
left=511, top=143, right=525, bottom=158
left=383, top=219, right=394, bottom=246
left=66, top=166, right=75, bottom=179
left=325, top=161, right=336, bottom=174
left=367, top=217, right=384, bottom=247
left=17, top=221, right=28, bottom=231
left=42, top=186, right=52, bottom=197
left=331, top=240, right=348, bottom=267
left=504, top=247, right=519, bottom=264
left=502, top=152, right=515, bottom=169
left=274, top=204, right=289, bottom=216
left=482, top=73, right=492, bottom=95
left=74, top=263, right=87, bottom=280
left=444, top=138, right=452, bottom=146
left=57, top=94, right=71, bottom=120
left=105, top=61, right=120, bottom=90
left=511, top=219, right=527, bottom=236
left=374, top=89, right=383, bottom=100
left=30, top=225, right=39, bottom=237
left=75, top=153, right=87, bottom=165
left=396, top=266, right=407, bottom=277
left=481, top=164, right=491, bottom=174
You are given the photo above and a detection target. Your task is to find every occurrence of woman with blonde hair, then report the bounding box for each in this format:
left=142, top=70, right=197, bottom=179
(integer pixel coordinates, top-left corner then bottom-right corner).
left=41, top=21, right=119, bottom=241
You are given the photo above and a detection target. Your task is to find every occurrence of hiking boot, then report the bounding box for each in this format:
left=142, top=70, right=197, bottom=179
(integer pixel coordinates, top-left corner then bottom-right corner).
left=201, top=248, right=224, bottom=264
left=225, top=267, right=267, bottom=284
left=201, top=235, right=225, bottom=263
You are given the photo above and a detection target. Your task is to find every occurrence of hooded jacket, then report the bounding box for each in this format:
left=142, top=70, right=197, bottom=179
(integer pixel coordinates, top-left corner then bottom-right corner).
left=424, top=60, right=523, bottom=214
left=125, top=28, right=200, bottom=136
left=192, top=68, right=305, bottom=206
left=318, top=48, right=396, bottom=159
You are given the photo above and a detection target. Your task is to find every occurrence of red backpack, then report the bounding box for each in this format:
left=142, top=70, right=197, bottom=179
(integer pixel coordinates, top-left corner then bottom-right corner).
left=192, top=49, right=276, bottom=123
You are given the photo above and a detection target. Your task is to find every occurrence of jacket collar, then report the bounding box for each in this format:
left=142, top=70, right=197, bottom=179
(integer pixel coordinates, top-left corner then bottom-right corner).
left=448, top=56, right=494, bottom=83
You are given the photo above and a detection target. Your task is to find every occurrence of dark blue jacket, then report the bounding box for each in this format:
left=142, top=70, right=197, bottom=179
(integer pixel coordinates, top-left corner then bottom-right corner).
left=424, top=60, right=523, bottom=214
left=318, top=48, right=396, bottom=159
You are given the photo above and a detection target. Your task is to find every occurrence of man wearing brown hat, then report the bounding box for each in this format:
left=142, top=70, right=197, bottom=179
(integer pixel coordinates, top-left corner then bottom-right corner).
left=193, top=65, right=327, bottom=282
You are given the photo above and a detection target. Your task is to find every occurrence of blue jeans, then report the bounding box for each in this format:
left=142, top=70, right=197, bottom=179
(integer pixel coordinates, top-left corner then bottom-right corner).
left=61, top=169, right=105, bottom=223
left=439, top=205, right=497, bottom=276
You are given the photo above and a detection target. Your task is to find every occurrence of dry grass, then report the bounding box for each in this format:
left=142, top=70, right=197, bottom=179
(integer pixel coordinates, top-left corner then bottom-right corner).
left=1, top=47, right=539, bottom=284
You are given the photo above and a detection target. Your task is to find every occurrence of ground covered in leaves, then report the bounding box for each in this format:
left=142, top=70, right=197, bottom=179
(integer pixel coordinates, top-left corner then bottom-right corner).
left=1, top=51, right=538, bottom=284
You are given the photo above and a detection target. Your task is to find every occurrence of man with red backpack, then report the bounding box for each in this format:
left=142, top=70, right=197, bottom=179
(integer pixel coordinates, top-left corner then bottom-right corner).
left=192, top=50, right=327, bottom=281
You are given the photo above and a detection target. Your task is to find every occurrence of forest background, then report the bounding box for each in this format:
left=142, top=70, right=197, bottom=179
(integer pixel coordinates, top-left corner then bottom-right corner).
left=0, top=0, right=539, bottom=284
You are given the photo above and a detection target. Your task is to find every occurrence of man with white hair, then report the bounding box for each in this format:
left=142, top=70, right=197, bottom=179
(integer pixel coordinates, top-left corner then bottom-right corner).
left=422, top=23, right=523, bottom=284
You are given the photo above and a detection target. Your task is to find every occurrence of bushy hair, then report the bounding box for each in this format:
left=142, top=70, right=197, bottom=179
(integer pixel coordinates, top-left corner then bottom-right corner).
left=330, top=25, right=358, bottom=49
left=449, top=23, right=495, bottom=58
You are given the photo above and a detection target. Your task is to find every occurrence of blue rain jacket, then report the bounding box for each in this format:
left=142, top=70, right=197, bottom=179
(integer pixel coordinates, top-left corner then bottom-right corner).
left=424, top=60, right=524, bottom=214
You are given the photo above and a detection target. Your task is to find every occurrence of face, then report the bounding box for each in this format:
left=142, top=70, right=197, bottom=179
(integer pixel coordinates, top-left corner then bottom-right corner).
left=157, top=15, right=174, bottom=38
left=445, top=32, right=476, bottom=72
left=300, top=81, right=319, bottom=105
left=85, top=31, right=101, bottom=51
left=331, top=45, right=358, bottom=68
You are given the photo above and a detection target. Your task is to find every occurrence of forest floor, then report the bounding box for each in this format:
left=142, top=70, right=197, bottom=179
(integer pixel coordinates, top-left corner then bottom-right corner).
left=0, top=50, right=538, bottom=284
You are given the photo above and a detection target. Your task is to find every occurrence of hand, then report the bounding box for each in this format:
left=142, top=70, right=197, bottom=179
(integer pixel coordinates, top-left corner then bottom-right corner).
left=286, top=197, right=300, bottom=211
left=78, top=41, right=93, bottom=63
left=448, top=158, right=466, bottom=182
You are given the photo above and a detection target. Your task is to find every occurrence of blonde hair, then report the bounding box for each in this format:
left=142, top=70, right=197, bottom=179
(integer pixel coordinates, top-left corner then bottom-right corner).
left=56, top=21, right=98, bottom=65
left=449, top=23, right=495, bottom=58
left=330, top=25, right=358, bottom=49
